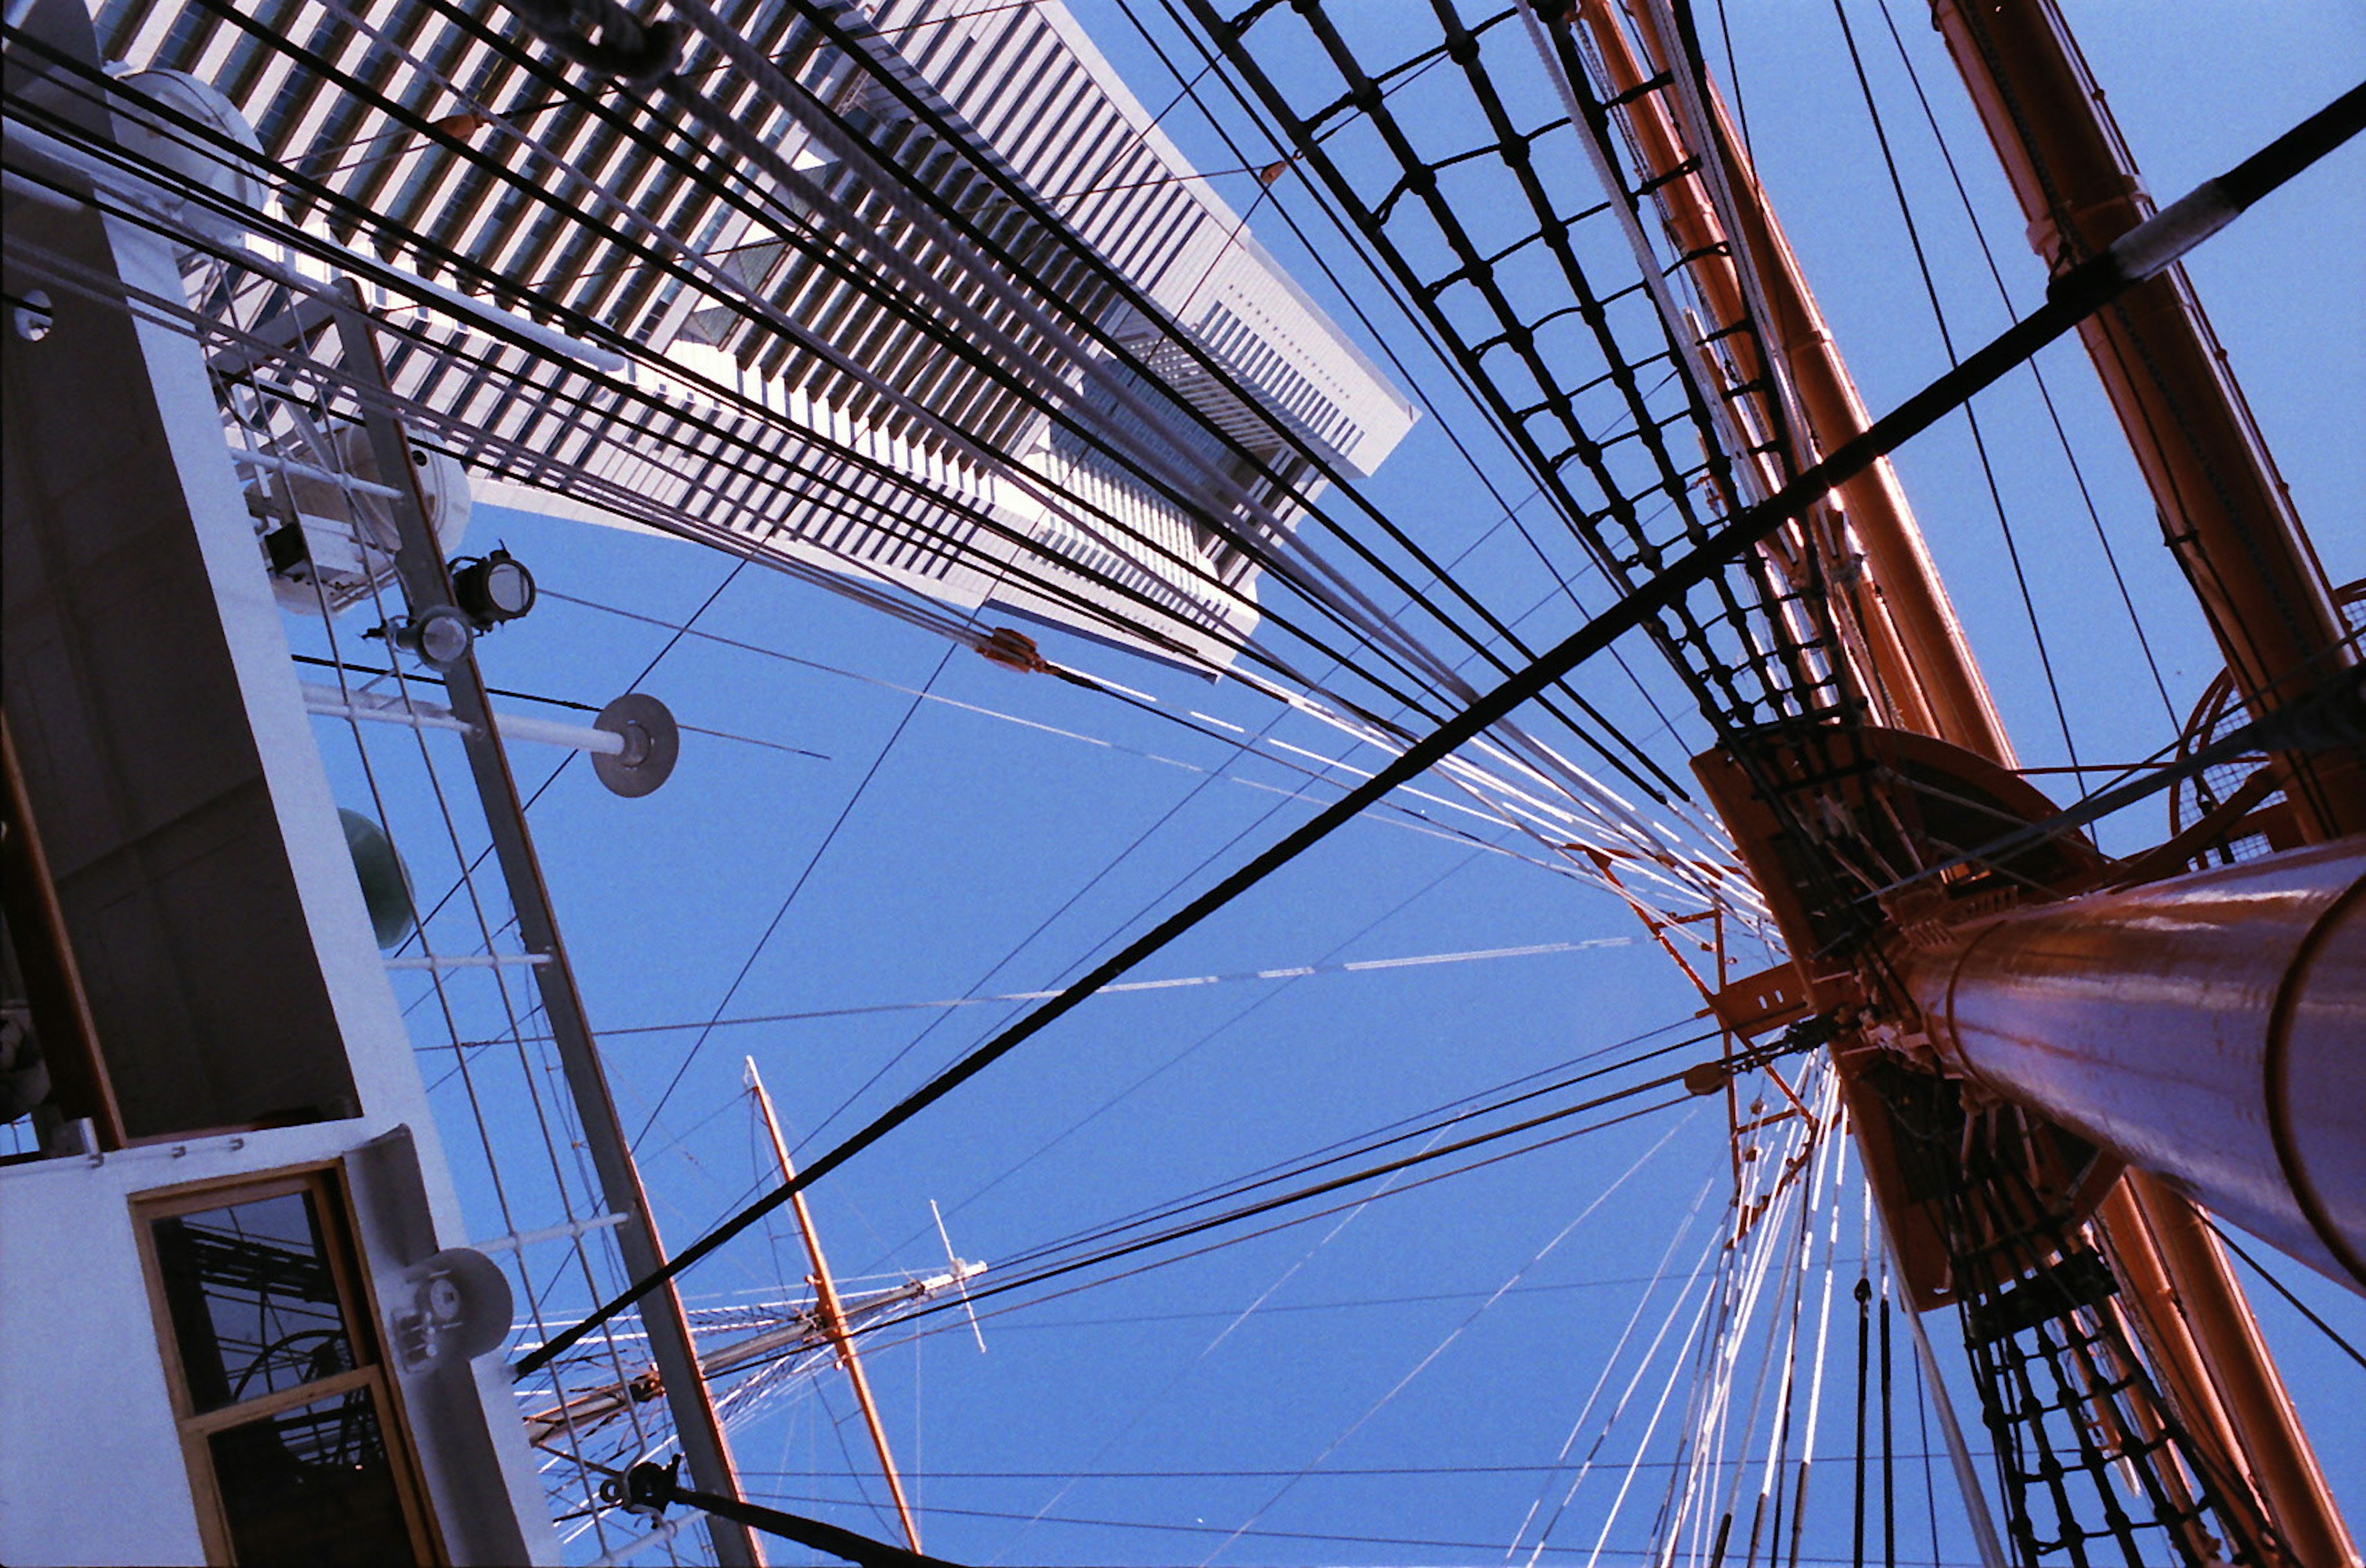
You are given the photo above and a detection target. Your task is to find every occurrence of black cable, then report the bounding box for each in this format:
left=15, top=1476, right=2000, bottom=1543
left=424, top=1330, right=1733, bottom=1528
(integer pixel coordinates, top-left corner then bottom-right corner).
left=630, top=642, right=958, bottom=1150
left=613, top=1456, right=956, bottom=1567
left=1880, top=1274, right=1897, bottom=1568
left=518, top=130, right=2328, bottom=1371
left=580, top=1024, right=1730, bottom=1391
left=943, top=1022, right=1716, bottom=1285
left=842, top=1026, right=1718, bottom=1295
left=2204, top=1219, right=2366, bottom=1374
left=1854, top=1273, right=1872, bottom=1568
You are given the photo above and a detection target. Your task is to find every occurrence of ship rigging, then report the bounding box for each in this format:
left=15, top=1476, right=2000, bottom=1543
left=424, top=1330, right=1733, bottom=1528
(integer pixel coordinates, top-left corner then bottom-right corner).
left=2, top=0, right=2359, bottom=1564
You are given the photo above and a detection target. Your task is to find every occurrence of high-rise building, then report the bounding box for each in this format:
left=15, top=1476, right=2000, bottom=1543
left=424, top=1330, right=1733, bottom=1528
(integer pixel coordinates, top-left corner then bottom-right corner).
left=91, top=0, right=1417, bottom=670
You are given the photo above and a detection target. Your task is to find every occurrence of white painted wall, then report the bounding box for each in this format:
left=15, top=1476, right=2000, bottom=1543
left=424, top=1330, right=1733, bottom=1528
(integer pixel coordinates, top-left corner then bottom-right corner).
left=0, top=213, right=558, bottom=1567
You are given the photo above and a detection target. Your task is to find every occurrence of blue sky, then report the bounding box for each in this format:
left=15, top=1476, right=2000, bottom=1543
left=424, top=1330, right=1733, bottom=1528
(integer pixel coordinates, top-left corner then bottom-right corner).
left=303, top=2, right=2364, bottom=1561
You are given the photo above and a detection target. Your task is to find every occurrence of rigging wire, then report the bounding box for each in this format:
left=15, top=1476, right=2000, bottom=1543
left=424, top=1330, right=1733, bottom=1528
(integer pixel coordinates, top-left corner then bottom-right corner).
left=1866, top=0, right=2178, bottom=725
left=717, top=1092, right=1697, bottom=1391
left=2202, top=1220, right=2366, bottom=1375
left=1108, top=1, right=1706, bottom=777
left=985, top=1124, right=1465, bottom=1566
left=516, top=163, right=2299, bottom=1371
left=1506, top=1176, right=1726, bottom=1564
left=1827, top=0, right=2079, bottom=765
left=631, top=642, right=960, bottom=1151
left=877, top=845, right=1541, bottom=1249
left=425, top=938, right=1636, bottom=1052
left=567, top=1028, right=1758, bottom=1391
left=1198, top=1115, right=1699, bottom=1563
left=924, top=1023, right=1723, bottom=1293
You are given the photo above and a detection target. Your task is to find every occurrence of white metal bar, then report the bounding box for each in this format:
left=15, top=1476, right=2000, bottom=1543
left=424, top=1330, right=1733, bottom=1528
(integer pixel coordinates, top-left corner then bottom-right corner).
left=477, top=1212, right=630, bottom=1254
left=303, top=682, right=472, bottom=733
left=383, top=953, right=551, bottom=970
left=300, top=681, right=625, bottom=754
left=228, top=445, right=405, bottom=498
left=489, top=708, right=627, bottom=756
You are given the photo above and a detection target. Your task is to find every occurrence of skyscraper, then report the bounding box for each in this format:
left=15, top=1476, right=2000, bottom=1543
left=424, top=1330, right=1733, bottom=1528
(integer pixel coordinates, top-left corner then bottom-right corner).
left=92, top=0, right=1416, bottom=670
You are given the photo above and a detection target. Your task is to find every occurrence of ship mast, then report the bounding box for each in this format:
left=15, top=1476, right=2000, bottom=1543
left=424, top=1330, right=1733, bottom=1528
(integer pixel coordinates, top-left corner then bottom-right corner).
left=747, top=1058, right=929, bottom=1557
left=1912, top=5, right=2362, bottom=1561
left=1556, top=2, right=2360, bottom=1562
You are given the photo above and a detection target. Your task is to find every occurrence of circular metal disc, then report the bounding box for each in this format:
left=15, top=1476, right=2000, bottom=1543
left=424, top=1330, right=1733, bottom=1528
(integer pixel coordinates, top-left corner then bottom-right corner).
left=592, top=692, right=680, bottom=798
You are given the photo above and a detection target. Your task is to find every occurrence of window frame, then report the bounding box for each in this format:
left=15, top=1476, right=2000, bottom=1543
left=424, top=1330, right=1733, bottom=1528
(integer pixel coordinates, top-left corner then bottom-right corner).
left=130, top=1161, right=446, bottom=1566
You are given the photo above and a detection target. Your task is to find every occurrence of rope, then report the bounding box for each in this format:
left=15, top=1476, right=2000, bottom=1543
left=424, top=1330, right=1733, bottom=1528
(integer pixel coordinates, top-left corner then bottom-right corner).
left=629, top=643, right=959, bottom=1150
left=1829, top=0, right=2080, bottom=765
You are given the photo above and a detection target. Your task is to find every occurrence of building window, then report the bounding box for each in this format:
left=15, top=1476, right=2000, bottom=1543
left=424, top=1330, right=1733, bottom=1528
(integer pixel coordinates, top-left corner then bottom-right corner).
left=134, top=1167, right=441, bottom=1566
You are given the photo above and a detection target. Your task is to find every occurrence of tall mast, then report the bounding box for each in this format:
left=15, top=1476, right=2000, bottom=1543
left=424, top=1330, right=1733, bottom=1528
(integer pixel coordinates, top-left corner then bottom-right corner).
left=1556, top=4, right=2359, bottom=1562
left=746, top=1058, right=928, bottom=1556
left=1910, top=5, right=2364, bottom=1561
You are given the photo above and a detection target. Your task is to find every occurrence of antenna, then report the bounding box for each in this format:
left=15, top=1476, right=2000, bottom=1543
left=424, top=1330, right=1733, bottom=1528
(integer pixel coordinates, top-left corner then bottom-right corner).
left=930, top=1200, right=988, bottom=1355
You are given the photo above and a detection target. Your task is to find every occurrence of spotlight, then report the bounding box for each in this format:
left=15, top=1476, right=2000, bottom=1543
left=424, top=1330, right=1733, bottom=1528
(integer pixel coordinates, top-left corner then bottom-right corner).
left=450, top=547, right=537, bottom=628
left=376, top=604, right=475, bottom=668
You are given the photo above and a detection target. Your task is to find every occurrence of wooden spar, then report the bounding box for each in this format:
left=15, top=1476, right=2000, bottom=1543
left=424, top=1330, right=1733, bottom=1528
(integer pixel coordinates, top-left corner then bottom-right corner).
left=1925, top=0, right=2364, bottom=840
left=744, top=1060, right=925, bottom=1556
left=1572, top=0, right=2015, bottom=764
left=1559, top=4, right=2358, bottom=1559
left=1913, top=4, right=2362, bottom=1559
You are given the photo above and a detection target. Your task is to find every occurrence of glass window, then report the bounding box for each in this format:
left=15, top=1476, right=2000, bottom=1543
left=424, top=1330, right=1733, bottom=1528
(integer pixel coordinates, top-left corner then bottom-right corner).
left=136, top=1168, right=438, bottom=1565
left=206, top=1387, right=417, bottom=1567
left=152, top=1190, right=356, bottom=1413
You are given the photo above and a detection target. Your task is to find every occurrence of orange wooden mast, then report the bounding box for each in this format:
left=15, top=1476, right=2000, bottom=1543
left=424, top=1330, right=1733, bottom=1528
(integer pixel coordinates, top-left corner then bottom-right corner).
left=1558, top=3, right=2360, bottom=1562
left=744, top=1059, right=927, bottom=1556
left=1927, top=0, right=2364, bottom=844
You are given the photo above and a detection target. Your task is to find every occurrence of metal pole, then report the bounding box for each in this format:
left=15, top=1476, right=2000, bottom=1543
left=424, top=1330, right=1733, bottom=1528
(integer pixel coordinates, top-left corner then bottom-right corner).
left=325, top=288, right=763, bottom=1567
left=298, top=680, right=627, bottom=754
left=1908, top=840, right=2364, bottom=1564
left=746, top=1058, right=926, bottom=1556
